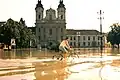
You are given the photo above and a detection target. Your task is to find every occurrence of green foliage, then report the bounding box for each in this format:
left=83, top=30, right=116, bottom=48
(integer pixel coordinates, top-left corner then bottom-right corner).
left=107, top=23, right=120, bottom=48
left=0, top=18, right=36, bottom=48
left=48, top=41, right=60, bottom=52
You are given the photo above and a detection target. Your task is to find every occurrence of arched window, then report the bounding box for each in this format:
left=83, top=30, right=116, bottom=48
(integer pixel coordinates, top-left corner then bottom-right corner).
left=61, top=15, right=63, bottom=19
left=39, top=15, right=41, bottom=19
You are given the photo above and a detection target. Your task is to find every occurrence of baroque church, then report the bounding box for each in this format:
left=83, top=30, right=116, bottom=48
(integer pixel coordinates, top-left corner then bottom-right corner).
left=35, top=0, right=106, bottom=48
left=35, top=0, right=66, bottom=47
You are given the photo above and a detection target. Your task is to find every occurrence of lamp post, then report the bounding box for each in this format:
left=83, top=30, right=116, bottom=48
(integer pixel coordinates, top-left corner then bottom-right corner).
left=97, top=10, right=104, bottom=58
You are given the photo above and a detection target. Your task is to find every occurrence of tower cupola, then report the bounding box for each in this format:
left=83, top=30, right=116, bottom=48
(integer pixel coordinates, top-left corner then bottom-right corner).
left=35, top=0, right=44, bottom=21
left=35, top=0, right=43, bottom=9
left=58, top=0, right=65, bottom=9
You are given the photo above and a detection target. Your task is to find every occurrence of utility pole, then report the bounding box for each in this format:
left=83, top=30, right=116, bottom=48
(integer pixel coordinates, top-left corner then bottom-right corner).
left=97, top=10, right=104, bottom=58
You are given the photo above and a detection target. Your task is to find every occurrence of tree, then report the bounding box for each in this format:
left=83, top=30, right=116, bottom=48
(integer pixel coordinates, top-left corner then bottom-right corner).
left=0, top=18, right=36, bottom=49
left=16, top=18, right=36, bottom=48
left=0, top=18, right=20, bottom=50
left=107, top=23, right=120, bottom=49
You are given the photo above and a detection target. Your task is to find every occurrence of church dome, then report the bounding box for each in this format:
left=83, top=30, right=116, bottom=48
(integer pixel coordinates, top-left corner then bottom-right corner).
left=46, top=8, right=55, bottom=12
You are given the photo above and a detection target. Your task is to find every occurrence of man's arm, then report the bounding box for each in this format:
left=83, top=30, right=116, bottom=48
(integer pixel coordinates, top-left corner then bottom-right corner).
left=65, top=40, right=70, bottom=49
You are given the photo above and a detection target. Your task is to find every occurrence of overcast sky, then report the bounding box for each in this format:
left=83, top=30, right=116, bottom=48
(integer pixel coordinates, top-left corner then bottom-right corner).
left=0, top=0, right=120, bottom=33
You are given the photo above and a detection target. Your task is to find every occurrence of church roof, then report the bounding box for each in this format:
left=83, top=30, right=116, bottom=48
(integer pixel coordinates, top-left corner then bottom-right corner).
left=46, top=8, right=55, bottom=12
left=66, top=29, right=100, bottom=35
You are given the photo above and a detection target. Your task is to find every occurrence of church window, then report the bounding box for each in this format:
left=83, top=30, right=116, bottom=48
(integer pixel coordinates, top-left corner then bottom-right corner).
left=49, top=15, right=52, bottom=20
left=49, top=29, right=52, bottom=35
left=61, top=28, right=63, bottom=32
left=93, top=36, right=95, bottom=40
left=83, top=42, right=86, bottom=46
left=61, top=15, right=63, bottom=19
left=39, top=28, right=40, bottom=32
left=39, top=15, right=41, bottom=19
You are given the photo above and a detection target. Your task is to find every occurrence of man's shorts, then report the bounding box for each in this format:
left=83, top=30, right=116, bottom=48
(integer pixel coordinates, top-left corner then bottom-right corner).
left=59, top=46, right=68, bottom=53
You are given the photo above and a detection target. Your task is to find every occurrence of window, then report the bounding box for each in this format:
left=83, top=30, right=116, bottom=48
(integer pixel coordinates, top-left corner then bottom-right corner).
left=78, top=42, right=80, bottom=47
left=88, top=42, right=90, bottom=46
left=39, top=28, right=40, bottom=32
left=78, top=36, right=80, bottom=40
left=98, top=36, right=100, bottom=40
left=70, top=42, right=72, bottom=46
left=61, top=15, right=63, bottom=19
left=83, top=36, right=85, bottom=40
left=61, top=28, right=63, bottom=32
left=93, top=36, right=95, bottom=40
left=39, top=15, right=41, bottom=19
left=88, top=36, right=90, bottom=40
left=83, top=42, right=86, bottom=46
left=74, top=37, right=76, bottom=40
left=49, top=29, right=52, bottom=35
left=70, top=36, right=72, bottom=40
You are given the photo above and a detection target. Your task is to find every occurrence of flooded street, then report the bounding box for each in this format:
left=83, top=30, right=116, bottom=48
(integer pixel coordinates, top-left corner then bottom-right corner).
left=0, top=48, right=120, bottom=80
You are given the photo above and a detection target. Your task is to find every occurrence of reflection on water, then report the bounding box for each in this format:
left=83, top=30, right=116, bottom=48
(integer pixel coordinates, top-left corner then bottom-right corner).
left=93, top=59, right=120, bottom=80
left=0, top=49, right=43, bottom=59
left=33, top=60, right=71, bottom=80
left=0, top=54, right=120, bottom=80
left=111, top=59, right=120, bottom=66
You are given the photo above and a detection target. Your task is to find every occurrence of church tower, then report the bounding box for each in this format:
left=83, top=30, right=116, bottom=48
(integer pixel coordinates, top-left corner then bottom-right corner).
left=57, top=0, right=66, bottom=20
left=35, top=0, right=44, bottom=23
left=35, top=0, right=66, bottom=48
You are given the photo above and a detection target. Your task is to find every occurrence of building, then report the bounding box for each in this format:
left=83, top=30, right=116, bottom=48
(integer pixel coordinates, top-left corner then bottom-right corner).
left=35, top=0, right=66, bottom=47
left=66, top=29, right=105, bottom=48
left=0, top=21, right=5, bottom=27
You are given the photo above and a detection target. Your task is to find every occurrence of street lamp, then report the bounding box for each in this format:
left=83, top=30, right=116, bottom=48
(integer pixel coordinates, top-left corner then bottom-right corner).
left=97, top=10, right=104, bottom=58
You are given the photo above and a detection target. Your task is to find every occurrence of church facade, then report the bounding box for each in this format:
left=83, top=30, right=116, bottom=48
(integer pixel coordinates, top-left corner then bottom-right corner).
left=35, top=0, right=66, bottom=47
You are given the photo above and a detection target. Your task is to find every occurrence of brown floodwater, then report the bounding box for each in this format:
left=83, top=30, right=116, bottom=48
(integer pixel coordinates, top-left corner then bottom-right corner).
left=0, top=48, right=120, bottom=80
